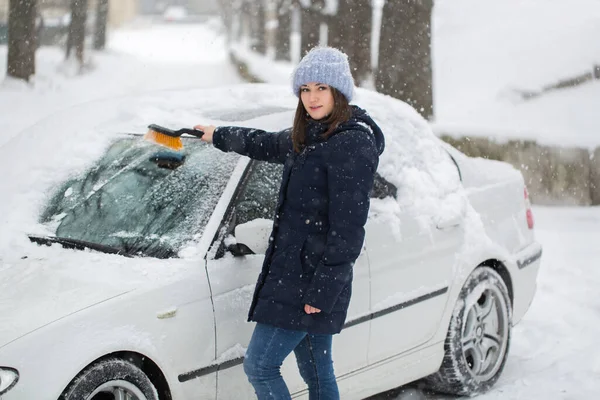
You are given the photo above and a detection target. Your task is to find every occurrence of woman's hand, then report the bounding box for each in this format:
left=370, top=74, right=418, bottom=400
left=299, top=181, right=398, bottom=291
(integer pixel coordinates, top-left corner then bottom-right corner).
left=193, top=124, right=216, bottom=143
left=304, top=304, right=321, bottom=314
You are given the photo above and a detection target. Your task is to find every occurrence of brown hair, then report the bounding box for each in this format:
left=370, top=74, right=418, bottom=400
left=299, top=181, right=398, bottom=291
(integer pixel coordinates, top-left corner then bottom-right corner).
left=292, top=87, right=353, bottom=153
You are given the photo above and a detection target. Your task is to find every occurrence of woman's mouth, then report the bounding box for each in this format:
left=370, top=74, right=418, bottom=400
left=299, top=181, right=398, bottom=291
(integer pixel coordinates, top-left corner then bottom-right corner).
left=310, top=106, right=322, bottom=111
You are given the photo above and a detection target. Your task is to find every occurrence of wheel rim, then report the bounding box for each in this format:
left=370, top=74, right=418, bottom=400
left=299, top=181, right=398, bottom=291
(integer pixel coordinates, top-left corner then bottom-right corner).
left=86, top=380, right=148, bottom=400
left=461, top=282, right=509, bottom=382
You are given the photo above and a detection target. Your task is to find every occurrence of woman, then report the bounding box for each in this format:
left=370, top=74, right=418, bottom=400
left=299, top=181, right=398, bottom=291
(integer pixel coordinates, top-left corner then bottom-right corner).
left=195, top=47, right=385, bottom=400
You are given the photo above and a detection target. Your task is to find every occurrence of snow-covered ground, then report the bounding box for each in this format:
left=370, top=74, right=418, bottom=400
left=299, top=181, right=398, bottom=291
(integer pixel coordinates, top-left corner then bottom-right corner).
left=1, top=4, right=599, bottom=399
left=432, top=0, right=600, bottom=149
left=481, top=206, right=600, bottom=399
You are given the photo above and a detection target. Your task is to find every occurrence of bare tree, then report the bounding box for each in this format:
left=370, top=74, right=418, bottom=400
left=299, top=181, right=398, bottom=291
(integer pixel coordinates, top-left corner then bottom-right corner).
left=327, top=0, right=371, bottom=85
left=216, top=0, right=234, bottom=39
left=250, top=0, right=266, bottom=54
left=66, top=0, right=88, bottom=64
left=239, top=0, right=252, bottom=43
left=93, top=0, right=108, bottom=50
left=376, top=0, right=434, bottom=118
left=299, top=0, right=323, bottom=56
left=274, top=0, right=293, bottom=61
left=7, top=0, right=37, bottom=81
left=216, top=0, right=292, bottom=60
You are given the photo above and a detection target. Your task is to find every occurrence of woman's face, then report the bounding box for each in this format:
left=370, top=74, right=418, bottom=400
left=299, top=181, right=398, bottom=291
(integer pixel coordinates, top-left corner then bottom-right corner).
left=300, top=82, right=335, bottom=120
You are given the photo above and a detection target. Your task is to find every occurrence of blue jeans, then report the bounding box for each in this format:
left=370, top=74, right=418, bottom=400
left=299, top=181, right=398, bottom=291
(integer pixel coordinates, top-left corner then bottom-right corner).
left=243, top=323, right=340, bottom=400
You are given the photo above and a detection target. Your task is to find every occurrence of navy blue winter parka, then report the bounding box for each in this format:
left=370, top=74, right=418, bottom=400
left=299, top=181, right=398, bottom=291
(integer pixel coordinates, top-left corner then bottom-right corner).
left=213, top=106, right=385, bottom=334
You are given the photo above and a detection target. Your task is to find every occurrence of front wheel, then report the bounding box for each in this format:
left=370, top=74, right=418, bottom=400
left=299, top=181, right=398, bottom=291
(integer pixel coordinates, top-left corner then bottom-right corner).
left=60, top=358, right=158, bottom=400
left=425, top=267, right=512, bottom=396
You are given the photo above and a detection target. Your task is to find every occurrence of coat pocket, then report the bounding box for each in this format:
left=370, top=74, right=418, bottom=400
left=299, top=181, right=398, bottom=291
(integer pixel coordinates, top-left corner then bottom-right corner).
left=300, top=233, right=327, bottom=275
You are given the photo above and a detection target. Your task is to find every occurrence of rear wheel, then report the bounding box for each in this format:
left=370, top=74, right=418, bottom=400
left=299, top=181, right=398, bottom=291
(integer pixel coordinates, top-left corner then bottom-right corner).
left=425, top=267, right=512, bottom=396
left=61, top=358, right=158, bottom=400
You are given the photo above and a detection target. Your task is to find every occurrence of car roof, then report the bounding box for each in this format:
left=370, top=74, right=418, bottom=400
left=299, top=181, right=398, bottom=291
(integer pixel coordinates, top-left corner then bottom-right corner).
left=0, top=83, right=461, bottom=251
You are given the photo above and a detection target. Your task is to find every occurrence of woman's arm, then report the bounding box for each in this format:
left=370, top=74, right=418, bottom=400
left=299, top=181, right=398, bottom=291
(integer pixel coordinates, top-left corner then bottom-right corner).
left=195, top=124, right=292, bottom=164
left=302, top=130, right=379, bottom=314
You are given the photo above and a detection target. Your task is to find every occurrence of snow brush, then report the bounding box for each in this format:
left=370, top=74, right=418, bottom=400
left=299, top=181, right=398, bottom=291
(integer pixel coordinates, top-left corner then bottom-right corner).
left=144, top=124, right=205, bottom=151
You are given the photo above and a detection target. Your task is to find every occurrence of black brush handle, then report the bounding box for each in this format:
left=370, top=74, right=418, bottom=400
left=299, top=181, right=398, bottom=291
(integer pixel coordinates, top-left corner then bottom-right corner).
left=148, top=124, right=205, bottom=138
left=175, top=128, right=205, bottom=138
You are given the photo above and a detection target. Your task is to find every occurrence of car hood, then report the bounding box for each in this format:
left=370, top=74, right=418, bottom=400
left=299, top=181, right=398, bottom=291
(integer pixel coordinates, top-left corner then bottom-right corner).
left=0, top=244, right=190, bottom=348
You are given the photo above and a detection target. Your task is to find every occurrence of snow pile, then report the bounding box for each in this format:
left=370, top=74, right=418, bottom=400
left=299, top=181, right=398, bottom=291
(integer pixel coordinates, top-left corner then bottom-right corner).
left=0, top=83, right=482, bottom=261
left=216, top=343, right=247, bottom=363
left=354, top=88, right=464, bottom=229
left=433, top=0, right=600, bottom=148
left=230, top=41, right=294, bottom=84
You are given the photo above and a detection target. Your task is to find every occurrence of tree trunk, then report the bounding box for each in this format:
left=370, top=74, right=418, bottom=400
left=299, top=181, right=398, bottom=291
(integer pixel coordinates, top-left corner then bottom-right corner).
left=93, top=0, right=108, bottom=50
left=327, top=0, right=371, bottom=85
left=300, top=0, right=323, bottom=56
left=7, top=0, right=37, bottom=81
left=275, top=0, right=292, bottom=61
left=240, top=0, right=252, bottom=43
left=216, top=0, right=234, bottom=38
left=251, top=0, right=266, bottom=54
left=376, top=0, right=433, bottom=118
left=66, top=0, right=88, bottom=64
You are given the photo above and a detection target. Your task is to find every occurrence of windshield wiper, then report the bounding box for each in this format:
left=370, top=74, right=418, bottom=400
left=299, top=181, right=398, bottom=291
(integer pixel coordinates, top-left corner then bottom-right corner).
left=28, top=235, right=134, bottom=258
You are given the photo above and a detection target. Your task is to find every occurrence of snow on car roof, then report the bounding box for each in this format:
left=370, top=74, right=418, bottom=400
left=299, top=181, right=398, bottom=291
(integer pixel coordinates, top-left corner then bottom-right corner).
left=0, top=84, right=496, bottom=344
left=0, top=83, right=462, bottom=256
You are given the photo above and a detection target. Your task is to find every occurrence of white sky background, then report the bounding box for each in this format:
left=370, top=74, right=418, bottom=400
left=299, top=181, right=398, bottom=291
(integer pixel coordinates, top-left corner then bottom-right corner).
left=0, top=1, right=599, bottom=399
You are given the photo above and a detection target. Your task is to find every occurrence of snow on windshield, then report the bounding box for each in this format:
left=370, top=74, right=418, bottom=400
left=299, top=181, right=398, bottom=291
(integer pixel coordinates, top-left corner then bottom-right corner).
left=40, top=138, right=239, bottom=258
left=0, top=83, right=479, bottom=262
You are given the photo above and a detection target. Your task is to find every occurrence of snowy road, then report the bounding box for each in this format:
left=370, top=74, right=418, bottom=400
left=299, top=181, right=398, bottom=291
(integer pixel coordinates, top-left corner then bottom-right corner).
left=0, top=19, right=243, bottom=148
left=372, top=206, right=600, bottom=399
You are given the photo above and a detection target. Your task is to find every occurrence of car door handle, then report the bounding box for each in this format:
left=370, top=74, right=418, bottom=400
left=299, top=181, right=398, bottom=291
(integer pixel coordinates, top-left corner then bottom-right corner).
left=436, top=215, right=463, bottom=230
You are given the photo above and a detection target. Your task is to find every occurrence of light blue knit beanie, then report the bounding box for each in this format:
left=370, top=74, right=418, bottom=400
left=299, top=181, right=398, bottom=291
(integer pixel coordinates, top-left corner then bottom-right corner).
left=292, top=47, right=355, bottom=102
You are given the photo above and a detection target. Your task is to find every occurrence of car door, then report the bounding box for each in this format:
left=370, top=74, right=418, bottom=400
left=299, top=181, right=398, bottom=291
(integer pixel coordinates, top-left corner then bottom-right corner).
left=206, top=159, right=371, bottom=399
left=366, top=169, right=464, bottom=364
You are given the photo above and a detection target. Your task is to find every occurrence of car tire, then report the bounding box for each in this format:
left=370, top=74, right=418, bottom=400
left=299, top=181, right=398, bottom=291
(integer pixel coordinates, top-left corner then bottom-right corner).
left=61, top=358, right=158, bottom=400
left=424, top=266, right=512, bottom=396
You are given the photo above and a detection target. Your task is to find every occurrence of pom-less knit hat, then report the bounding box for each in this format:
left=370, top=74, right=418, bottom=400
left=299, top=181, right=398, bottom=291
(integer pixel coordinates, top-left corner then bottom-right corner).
left=293, top=47, right=355, bottom=102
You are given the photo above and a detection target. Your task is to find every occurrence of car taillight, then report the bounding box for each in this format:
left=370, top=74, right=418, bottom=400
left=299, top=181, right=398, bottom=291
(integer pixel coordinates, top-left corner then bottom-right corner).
left=524, top=186, right=534, bottom=229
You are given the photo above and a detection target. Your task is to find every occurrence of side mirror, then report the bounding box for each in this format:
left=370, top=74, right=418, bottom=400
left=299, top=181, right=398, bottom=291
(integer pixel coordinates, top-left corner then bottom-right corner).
left=234, top=218, right=272, bottom=255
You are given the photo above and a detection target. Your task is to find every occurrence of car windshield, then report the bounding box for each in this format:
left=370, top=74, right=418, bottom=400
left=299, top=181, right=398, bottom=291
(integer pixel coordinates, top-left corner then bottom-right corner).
left=40, top=137, right=239, bottom=258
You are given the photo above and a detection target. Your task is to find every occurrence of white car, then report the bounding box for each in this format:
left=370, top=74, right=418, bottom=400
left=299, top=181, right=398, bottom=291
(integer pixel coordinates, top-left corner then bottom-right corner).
left=162, top=6, right=188, bottom=22
left=0, top=84, right=542, bottom=400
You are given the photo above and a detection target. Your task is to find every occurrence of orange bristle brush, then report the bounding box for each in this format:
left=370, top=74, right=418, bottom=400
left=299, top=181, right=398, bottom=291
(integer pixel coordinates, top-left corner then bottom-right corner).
left=144, top=124, right=205, bottom=151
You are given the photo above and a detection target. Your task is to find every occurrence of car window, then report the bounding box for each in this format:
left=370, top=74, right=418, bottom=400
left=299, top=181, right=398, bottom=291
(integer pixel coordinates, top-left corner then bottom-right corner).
left=234, top=160, right=283, bottom=226
left=212, top=160, right=282, bottom=258
left=40, top=137, right=239, bottom=258
left=371, top=172, right=397, bottom=199
left=228, top=162, right=394, bottom=233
